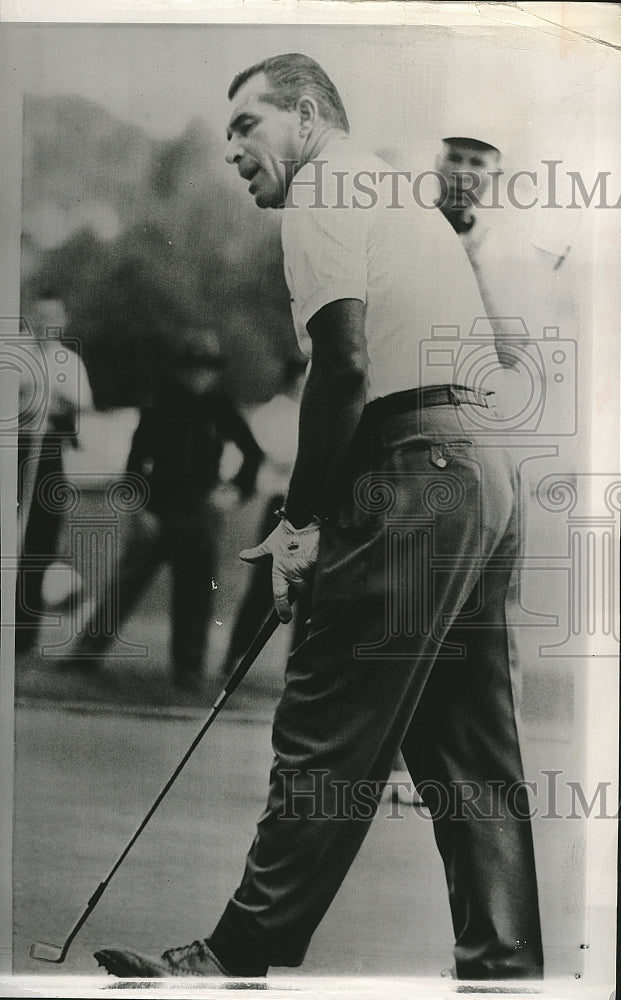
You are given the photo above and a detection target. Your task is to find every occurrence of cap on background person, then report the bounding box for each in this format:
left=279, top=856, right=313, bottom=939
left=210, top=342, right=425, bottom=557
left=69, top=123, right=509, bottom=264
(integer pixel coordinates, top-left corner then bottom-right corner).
left=435, top=111, right=512, bottom=159
left=441, top=136, right=501, bottom=156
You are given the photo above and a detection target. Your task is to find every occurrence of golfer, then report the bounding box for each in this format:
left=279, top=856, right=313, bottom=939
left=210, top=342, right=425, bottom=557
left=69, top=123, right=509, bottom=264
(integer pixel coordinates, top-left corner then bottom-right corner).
left=95, top=53, right=544, bottom=981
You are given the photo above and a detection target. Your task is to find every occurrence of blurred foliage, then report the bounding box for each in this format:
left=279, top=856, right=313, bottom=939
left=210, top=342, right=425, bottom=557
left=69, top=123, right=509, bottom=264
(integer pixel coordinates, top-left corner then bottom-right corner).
left=22, top=96, right=303, bottom=409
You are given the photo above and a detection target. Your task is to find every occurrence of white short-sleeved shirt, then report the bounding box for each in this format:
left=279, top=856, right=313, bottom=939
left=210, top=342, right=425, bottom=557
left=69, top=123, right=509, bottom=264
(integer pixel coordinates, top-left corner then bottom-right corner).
left=281, top=136, right=493, bottom=402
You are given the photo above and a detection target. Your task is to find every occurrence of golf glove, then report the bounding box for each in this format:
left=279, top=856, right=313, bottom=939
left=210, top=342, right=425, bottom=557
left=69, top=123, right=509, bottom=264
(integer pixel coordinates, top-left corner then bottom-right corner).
left=240, top=517, right=321, bottom=623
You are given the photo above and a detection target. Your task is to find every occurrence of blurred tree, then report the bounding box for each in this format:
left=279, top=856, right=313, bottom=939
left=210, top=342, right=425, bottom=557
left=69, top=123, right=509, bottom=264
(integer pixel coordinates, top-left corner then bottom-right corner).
left=22, top=96, right=301, bottom=410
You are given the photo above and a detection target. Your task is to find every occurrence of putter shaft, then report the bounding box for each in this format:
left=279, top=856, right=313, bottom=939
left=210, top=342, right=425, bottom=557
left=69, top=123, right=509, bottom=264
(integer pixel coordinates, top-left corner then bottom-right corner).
left=31, top=607, right=280, bottom=963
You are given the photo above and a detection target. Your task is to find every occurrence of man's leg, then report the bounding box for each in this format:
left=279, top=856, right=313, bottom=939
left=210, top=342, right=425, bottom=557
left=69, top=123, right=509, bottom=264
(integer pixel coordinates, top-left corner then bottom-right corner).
left=401, top=547, right=544, bottom=980
left=15, top=442, right=64, bottom=654
left=209, top=413, right=527, bottom=973
left=95, top=407, right=541, bottom=979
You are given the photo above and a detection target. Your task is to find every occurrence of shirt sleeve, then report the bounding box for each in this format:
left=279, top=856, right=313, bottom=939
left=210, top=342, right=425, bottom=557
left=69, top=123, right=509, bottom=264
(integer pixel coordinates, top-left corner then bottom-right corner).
left=282, top=197, right=368, bottom=329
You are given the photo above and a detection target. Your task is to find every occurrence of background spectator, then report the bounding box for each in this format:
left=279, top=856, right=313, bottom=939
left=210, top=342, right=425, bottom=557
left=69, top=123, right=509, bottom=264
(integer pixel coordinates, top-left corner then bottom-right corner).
left=60, top=329, right=263, bottom=693
left=16, top=290, right=93, bottom=654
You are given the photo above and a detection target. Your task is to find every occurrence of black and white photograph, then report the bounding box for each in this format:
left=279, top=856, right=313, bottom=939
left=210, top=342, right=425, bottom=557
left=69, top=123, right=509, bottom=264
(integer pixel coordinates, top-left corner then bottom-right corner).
left=0, top=3, right=619, bottom=998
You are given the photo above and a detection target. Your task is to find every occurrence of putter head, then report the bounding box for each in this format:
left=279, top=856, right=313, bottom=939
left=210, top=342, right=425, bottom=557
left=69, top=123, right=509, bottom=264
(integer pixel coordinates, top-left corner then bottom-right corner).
left=31, top=941, right=65, bottom=962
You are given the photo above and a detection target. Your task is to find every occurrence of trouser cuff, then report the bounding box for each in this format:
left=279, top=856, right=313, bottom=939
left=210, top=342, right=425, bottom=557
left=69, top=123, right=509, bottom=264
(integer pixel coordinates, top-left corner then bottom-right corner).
left=208, top=912, right=269, bottom=977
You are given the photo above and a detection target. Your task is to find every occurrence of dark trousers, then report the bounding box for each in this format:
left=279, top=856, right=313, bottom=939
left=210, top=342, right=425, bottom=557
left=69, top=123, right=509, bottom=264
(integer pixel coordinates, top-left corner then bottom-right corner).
left=72, top=501, right=217, bottom=682
left=211, top=401, right=543, bottom=979
left=15, top=436, right=64, bottom=653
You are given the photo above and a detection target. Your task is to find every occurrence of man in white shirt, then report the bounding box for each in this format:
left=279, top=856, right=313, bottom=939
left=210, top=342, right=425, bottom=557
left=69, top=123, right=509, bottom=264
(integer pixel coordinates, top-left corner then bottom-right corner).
left=16, top=291, right=93, bottom=653
left=95, top=54, right=543, bottom=983
left=434, top=134, right=577, bottom=427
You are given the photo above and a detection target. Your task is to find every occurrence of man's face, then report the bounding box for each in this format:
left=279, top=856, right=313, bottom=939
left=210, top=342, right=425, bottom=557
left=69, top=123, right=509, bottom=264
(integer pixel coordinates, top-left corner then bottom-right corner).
left=175, top=363, right=221, bottom=396
left=436, top=140, right=500, bottom=210
left=226, top=73, right=302, bottom=209
left=32, top=298, right=68, bottom=340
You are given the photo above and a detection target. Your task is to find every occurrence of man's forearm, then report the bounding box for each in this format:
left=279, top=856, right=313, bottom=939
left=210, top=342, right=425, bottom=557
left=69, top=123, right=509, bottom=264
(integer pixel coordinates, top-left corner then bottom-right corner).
left=284, top=361, right=367, bottom=528
left=464, top=234, right=536, bottom=370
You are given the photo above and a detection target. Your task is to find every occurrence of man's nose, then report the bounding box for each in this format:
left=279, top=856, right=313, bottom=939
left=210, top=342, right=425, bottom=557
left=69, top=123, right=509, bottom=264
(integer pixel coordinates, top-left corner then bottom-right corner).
left=225, top=139, right=243, bottom=165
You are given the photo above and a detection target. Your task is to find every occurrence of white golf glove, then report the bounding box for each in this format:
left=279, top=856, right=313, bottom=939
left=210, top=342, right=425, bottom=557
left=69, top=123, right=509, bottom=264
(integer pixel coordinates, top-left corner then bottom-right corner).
left=240, top=517, right=321, bottom=623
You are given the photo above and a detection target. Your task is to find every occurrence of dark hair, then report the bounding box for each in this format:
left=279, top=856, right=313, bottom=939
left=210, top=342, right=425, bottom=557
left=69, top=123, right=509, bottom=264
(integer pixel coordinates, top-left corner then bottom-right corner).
left=229, top=53, right=349, bottom=132
left=442, top=137, right=501, bottom=156
left=36, top=286, right=63, bottom=301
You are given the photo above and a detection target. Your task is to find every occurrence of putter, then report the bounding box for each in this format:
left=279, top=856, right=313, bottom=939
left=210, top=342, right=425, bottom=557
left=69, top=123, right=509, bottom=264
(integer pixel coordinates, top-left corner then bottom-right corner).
left=31, top=605, right=281, bottom=963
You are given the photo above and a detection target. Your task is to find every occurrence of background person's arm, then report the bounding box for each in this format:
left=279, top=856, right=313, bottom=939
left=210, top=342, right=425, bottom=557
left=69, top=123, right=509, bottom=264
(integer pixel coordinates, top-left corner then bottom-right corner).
left=462, top=226, right=552, bottom=369
left=283, top=297, right=368, bottom=528
left=125, top=408, right=153, bottom=477
left=215, top=393, right=265, bottom=500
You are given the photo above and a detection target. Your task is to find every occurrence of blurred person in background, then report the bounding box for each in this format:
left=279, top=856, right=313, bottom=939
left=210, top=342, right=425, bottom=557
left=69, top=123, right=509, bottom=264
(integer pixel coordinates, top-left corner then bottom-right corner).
left=62, top=328, right=263, bottom=693
left=432, top=129, right=579, bottom=701
left=388, top=133, right=575, bottom=810
left=435, top=136, right=502, bottom=241
left=219, top=354, right=310, bottom=679
left=15, top=289, right=93, bottom=655
left=434, top=133, right=577, bottom=356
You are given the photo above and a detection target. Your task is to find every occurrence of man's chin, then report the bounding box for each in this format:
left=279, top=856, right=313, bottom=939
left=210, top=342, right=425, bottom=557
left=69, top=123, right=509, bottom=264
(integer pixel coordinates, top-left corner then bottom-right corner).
left=440, top=193, right=469, bottom=213
left=254, top=191, right=281, bottom=209
left=249, top=180, right=284, bottom=209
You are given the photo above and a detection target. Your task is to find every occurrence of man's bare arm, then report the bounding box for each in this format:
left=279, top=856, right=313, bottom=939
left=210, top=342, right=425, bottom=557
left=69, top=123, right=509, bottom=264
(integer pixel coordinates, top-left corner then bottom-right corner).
left=284, top=298, right=368, bottom=528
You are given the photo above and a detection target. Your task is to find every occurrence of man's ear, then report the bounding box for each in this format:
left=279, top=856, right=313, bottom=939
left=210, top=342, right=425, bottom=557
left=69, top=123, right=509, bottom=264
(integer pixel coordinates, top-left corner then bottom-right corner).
left=435, top=150, right=450, bottom=175
left=297, top=95, right=319, bottom=137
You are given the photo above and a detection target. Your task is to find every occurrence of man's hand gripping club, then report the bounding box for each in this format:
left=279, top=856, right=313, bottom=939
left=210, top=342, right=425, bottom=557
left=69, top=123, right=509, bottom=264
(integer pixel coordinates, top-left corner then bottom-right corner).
left=240, top=517, right=321, bottom=623
left=240, top=301, right=368, bottom=624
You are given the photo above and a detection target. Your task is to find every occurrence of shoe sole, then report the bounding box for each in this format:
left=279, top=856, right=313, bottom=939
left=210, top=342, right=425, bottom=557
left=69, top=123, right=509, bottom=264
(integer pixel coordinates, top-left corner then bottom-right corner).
left=93, top=948, right=233, bottom=979
left=94, top=950, right=168, bottom=978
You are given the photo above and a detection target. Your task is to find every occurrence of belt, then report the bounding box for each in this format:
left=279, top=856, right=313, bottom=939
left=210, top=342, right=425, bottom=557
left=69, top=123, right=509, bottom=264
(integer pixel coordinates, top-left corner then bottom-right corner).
left=364, top=384, right=493, bottom=422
